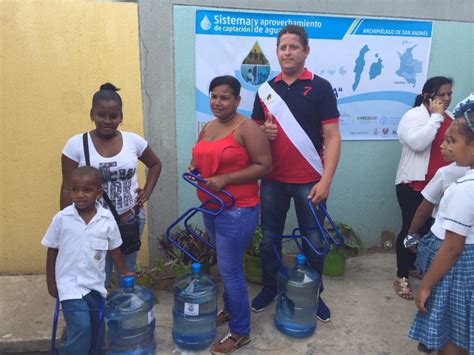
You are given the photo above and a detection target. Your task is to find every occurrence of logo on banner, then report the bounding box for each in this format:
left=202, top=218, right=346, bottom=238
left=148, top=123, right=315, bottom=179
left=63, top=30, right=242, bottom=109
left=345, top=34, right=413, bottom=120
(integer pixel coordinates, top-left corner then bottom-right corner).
left=200, top=16, right=212, bottom=31
left=240, top=42, right=271, bottom=86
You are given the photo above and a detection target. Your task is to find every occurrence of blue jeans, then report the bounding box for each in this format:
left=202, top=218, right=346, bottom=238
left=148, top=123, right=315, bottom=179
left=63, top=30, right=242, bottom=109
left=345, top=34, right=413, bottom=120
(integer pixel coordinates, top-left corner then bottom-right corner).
left=260, top=180, right=326, bottom=294
left=203, top=204, right=260, bottom=337
left=105, top=207, right=146, bottom=288
left=60, top=291, right=104, bottom=355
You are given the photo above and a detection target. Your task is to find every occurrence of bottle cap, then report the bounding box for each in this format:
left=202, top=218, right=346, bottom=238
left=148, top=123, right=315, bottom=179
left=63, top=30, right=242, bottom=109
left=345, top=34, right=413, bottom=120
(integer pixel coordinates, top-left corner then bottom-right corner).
left=295, top=254, right=306, bottom=265
left=122, top=276, right=135, bottom=288
left=191, top=263, right=201, bottom=274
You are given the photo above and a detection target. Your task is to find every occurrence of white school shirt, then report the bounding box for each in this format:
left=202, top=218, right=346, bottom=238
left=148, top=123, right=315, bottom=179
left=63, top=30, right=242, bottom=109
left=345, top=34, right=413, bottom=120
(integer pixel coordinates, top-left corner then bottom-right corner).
left=62, top=132, right=148, bottom=215
left=431, top=169, right=474, bottom=244
left=421, top=163, right=469, bottom=218
left=41, top=203, right=122, bottom=301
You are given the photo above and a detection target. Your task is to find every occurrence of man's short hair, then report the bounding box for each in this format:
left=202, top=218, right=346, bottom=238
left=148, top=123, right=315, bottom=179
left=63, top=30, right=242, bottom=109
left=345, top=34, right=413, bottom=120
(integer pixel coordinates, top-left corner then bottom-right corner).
left=277, top=25, right=309, bottom=47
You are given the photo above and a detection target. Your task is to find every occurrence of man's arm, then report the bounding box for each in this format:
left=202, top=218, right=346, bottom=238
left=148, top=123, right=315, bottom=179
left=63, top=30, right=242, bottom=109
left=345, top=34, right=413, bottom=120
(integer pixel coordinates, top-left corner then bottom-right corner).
left=308, top=122, right=341, bottom=204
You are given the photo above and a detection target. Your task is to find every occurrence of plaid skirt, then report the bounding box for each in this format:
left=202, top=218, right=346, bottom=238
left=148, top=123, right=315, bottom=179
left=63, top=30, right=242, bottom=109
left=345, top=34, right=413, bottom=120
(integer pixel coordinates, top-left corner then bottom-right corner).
left=408, top=232, right=474, bottom=351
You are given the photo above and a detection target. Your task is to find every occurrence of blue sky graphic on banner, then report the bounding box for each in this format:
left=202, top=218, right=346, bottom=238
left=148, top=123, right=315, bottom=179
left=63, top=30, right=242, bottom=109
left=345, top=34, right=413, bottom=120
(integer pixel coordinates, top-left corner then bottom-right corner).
left=195, top=9, right=433, bottom=140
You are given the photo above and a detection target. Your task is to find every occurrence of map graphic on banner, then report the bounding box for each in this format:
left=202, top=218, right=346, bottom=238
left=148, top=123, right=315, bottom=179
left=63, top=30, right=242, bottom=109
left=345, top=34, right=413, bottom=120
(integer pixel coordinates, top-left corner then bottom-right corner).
left=195, top=10, right=433, bottom=140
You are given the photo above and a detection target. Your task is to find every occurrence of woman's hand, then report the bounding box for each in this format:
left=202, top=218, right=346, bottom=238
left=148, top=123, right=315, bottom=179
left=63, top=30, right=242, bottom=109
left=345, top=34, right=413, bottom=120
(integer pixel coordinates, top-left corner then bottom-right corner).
left=415, top=285, right=431, bottom=314
left=186, top=162, right=195, bottom=173
left=205, top=175, right=228, bottom=192
left=428, top=98, right=445, bottom=115
left=135, top=187, right=150, bottom=206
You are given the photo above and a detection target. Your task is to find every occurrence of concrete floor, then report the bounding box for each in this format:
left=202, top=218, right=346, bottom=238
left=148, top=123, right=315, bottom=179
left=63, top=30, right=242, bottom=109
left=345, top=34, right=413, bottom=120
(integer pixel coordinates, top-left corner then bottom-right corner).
left=0, top=252, right=422, bottom=354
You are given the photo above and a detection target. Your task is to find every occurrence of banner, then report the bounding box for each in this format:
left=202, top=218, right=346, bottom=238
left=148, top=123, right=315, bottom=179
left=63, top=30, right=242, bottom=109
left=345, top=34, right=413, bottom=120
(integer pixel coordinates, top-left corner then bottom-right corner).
left=195, top=10, right=433, bottom=140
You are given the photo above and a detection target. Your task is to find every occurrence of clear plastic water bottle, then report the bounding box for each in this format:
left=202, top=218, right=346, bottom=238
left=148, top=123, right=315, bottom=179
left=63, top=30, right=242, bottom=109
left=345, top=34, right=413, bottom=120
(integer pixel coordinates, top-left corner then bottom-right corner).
left=274, top=254, right=321, bottom=338
left=105, top=276, right=156, bottom=354
left=172, top=263, right=217, bottom=350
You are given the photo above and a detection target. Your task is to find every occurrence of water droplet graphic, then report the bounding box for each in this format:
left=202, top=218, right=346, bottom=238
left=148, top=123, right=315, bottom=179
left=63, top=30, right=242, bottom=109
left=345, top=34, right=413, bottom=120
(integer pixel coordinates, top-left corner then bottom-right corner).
left=240, top=42, right=271, bottom=86
left=200, top=16, right=211, bottom=31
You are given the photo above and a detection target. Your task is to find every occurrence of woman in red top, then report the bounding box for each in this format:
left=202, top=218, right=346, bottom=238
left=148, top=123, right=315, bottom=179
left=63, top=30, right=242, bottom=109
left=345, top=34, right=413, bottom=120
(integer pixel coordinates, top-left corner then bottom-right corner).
left=191, top=75, right=271, bottom=354
left=394, top=76, right=453, bottom=301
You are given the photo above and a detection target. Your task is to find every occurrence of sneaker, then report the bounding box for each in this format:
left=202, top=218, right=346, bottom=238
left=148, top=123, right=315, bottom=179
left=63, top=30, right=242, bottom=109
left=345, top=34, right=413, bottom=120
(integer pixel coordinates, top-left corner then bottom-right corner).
left=316, top=298, right=331, bottom=322
left=251, top=287, right=276, bottom=312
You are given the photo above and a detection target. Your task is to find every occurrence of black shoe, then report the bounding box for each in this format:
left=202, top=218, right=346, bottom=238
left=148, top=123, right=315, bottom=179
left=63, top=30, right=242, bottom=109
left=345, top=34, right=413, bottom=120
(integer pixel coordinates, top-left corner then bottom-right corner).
left=417, top=342, right=434, bottom=353
left=251, top=287, right=276, bottom=312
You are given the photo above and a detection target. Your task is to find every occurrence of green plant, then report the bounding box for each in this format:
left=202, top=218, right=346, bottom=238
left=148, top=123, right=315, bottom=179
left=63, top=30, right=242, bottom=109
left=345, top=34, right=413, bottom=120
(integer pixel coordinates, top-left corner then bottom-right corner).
left=135, top=264, right=151, bottom=287
left=157, top=225, right=217, bottom=268
left=246, top=224, right=262, bottom=257
left=325, top=221, right=365, bottom=258
left=151, top=257, right=166, bottom=277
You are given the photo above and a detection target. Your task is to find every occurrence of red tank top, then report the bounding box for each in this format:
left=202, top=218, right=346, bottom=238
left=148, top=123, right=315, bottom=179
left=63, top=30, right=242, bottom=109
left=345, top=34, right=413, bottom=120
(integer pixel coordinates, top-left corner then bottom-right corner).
left=192, top=130, right=259, bottom=208
left=410, top=112, right=452, bottom=191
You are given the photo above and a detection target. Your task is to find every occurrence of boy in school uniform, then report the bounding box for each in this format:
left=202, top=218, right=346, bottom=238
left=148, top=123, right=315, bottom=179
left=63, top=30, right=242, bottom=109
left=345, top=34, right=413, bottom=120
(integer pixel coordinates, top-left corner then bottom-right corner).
left=42, top=166, right=133, bottom=354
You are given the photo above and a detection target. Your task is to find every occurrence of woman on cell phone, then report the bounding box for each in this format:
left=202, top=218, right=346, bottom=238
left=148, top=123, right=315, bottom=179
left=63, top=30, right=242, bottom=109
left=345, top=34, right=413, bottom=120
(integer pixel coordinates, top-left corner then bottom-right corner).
left=393, top=76, right=454, bottom=300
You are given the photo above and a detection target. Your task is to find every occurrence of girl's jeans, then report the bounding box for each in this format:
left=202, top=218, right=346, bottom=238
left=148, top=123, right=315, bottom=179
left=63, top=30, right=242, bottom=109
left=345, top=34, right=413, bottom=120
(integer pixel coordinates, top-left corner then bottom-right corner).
left=105, top=207, right=146, bottom=288
left=203, top=204, right=260, bottom=337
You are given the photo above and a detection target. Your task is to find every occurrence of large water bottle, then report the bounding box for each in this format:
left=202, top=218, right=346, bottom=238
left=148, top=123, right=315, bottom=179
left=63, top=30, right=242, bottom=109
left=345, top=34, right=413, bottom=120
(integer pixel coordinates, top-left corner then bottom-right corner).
left=274, top=254, right=321, bottom=338
left=172, top=263, right=217, bottom=350
left=105, top=276, right=156, bottom=354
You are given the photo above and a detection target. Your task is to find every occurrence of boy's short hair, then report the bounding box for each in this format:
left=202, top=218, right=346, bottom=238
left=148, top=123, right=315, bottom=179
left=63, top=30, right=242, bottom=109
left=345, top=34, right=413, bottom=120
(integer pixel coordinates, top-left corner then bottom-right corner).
left=71, top=166, right=103, bottom=186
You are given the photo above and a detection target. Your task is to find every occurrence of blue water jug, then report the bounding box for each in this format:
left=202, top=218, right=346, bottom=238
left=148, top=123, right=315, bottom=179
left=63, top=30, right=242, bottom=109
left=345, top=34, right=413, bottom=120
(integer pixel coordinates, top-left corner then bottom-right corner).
left=274, top=254, right=321, bottom=338
left=172, top=263, right=217, bottom=350
left=105, top=276, right=156, bottom=354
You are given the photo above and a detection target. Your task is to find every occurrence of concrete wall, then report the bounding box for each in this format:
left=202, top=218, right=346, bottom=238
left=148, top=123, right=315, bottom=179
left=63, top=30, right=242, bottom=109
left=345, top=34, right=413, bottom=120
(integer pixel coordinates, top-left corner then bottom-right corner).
left=139, top=0, right=473, bottom=260
left=0, top=1, right=148, bottom=273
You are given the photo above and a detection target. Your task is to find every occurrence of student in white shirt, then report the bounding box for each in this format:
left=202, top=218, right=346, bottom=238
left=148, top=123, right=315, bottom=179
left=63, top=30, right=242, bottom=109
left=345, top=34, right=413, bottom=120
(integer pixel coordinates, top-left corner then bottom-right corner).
left=408, top=97, right=474, bottom=353
left=42, top=166, right=134, bottom=354
left=407, top=150, right=469, bottom=246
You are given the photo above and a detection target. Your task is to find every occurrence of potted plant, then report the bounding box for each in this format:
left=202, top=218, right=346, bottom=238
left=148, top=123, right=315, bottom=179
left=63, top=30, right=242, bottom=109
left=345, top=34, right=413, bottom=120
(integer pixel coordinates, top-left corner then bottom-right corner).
left=158, top=226, right=217, bottom=277
left=243, top=225, right=263, bottom=284
left=323, top=221, right=364, bottom=277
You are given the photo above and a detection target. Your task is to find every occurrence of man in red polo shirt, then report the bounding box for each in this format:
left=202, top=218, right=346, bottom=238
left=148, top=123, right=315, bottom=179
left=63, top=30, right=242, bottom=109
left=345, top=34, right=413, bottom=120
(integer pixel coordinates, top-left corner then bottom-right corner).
left=251, top=25, right=341, bottom=322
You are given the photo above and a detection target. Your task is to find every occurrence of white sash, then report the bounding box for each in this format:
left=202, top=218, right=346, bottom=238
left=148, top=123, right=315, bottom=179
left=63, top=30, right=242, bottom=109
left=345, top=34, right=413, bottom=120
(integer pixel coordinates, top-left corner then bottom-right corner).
left=258, top=81, right=324, bottom=176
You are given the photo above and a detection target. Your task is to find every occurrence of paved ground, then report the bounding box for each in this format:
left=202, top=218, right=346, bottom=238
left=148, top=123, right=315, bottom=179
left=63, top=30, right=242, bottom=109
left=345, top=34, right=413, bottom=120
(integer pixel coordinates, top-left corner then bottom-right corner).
left=0, top=252, right=422, bottom=354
